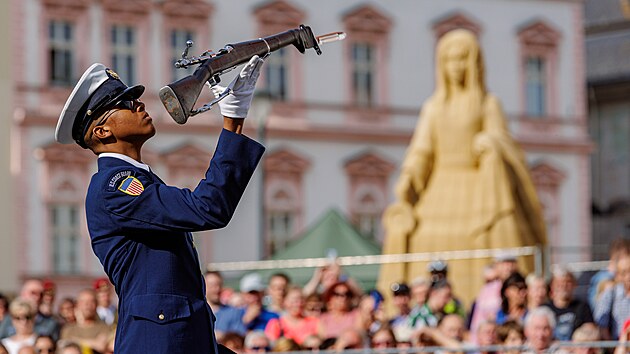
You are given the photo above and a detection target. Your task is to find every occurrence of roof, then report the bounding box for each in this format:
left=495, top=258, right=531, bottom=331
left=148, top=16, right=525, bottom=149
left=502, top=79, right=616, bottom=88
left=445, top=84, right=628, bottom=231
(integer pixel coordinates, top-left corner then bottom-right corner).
left=584, top=0, right=629, bottom=29
left=252, top=209, right=382, bottom=290
left=585, top=0, right=630, bottom=84
left=587, top=31, right=630, bottom=84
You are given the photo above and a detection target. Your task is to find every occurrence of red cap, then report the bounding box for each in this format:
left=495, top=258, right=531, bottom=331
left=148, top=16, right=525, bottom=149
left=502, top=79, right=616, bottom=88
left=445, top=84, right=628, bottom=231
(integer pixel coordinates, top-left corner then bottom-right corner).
left=93, top=277, right=110, bottom=290
left=42, top=280, right=56, bottom=292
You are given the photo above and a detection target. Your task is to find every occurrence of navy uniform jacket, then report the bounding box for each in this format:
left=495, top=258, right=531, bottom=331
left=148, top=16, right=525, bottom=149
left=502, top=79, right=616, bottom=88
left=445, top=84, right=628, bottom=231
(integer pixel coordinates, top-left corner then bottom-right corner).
left=85, top=130, right=264, bottom=354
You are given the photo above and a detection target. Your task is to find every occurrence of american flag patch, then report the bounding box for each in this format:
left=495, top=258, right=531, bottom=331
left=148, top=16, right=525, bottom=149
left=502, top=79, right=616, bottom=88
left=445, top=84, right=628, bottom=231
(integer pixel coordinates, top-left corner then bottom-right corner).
left=118, top=176, right=144, bottom=196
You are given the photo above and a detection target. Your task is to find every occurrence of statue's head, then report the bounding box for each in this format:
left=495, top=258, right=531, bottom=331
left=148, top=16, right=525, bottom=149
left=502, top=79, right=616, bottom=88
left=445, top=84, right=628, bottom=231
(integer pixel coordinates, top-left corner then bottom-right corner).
left=435, top=29, right=486, bottom=101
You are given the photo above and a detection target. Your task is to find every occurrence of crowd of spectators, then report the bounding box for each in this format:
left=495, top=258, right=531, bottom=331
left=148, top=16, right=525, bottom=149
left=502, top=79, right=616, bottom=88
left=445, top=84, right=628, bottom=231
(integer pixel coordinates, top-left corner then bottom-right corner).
left=3, top=239, right=630, bottom=353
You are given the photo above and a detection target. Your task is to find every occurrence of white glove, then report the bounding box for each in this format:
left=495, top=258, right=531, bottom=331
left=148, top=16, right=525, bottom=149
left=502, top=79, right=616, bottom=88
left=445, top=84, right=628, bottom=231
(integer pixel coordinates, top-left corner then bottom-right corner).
left=211, top=55, right=265, bottom=118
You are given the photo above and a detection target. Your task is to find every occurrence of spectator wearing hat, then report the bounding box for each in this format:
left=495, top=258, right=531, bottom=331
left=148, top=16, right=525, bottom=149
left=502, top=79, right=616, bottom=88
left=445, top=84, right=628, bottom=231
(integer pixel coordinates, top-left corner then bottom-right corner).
left=38, top=281, right=55, bottom=318
left=93, top=278, right=117, bottom=326
left=205, top=271, right=246, bottom=338
left=241, top=274, right=279, bottom=332
left=357, top=290, right=387, bottom=337
left=389, top=283, right=414, bottom=343
left=54, top=56, right=266, bottom=354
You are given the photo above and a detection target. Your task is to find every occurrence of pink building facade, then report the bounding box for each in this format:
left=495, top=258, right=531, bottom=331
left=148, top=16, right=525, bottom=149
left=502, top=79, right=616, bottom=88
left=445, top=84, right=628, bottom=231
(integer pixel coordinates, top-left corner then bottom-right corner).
left=8, top=0, right=591, bottom=294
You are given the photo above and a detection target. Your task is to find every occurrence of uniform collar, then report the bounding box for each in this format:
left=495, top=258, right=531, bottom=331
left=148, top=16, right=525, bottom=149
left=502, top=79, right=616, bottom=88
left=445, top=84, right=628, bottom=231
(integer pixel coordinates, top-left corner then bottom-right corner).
left=98, top=152, right=151, bottom=172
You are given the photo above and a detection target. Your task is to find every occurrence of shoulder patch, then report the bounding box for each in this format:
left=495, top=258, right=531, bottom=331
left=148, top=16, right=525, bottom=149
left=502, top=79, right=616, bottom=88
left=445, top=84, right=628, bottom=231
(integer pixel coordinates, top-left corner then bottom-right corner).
left=118, top=176, right=144, bottom=196
left=108, top=170, right=133, bottom=190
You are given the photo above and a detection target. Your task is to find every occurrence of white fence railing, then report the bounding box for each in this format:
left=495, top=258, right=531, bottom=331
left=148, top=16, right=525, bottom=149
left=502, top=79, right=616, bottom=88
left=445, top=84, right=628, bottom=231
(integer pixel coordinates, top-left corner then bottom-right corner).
left=207, top=246, right=544, bottom=274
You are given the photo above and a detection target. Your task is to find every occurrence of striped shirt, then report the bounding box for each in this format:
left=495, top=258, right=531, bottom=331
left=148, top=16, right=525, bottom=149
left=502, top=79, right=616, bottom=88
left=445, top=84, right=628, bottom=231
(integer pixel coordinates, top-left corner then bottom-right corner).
left=594, top=283, right=630, bottom=339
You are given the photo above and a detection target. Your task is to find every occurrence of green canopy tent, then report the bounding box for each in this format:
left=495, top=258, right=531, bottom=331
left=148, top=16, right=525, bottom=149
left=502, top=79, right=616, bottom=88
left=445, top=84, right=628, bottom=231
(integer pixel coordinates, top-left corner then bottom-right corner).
left=247, top=209, right=382, bottom=292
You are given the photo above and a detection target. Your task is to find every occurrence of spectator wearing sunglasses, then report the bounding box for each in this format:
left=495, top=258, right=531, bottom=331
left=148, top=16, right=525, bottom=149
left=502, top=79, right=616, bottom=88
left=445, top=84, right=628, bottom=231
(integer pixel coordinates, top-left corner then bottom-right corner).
left=318, top=281, right=362, bottom=340
left=1, top=299, right=37, bottom=354
left=244, top=331, right=271, bottom=353
left=54, top=56, right=266, bottom=354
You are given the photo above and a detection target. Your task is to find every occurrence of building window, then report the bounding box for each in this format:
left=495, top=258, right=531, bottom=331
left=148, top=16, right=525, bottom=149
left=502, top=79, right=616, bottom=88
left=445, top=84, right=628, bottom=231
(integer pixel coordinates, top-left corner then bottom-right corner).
left=525, top=56, right=546, bottom=117
left=51, top=204, right=80, bottom=274
left=356, top=212, right=379, bottom=239
left=352, top=42, right=375, bottom=107
left=111, top=25, right=136, bottom=84
left=518, top=21, right=560, bottom=118
left=49, top=20, right=74, bottom=86
left=268, top=210, right=295, bottom=254
left=171, top=29, right=195, bottom=82
left=265, top=48, right=288, bottom=101
left=353, top=192, right=381, bottom=239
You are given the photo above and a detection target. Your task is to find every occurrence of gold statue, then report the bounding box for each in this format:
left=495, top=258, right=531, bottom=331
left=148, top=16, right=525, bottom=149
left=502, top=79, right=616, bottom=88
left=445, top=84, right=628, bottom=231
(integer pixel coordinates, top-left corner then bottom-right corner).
left=379, top=29, right=547, bottom=306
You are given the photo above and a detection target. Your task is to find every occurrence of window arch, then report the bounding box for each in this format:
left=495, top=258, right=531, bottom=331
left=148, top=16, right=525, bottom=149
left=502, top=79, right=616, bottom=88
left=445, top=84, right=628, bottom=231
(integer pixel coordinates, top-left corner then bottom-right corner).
left=264, top=149, right=310, bottom=255
left=518, top=20, right=561, bottom=118
left=344, top=151, right=395, bottom=242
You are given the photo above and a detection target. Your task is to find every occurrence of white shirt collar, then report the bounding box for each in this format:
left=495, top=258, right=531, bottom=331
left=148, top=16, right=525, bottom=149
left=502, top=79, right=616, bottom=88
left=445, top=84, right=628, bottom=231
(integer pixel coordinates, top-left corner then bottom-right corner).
left=98, top=152, right=151, bottom=172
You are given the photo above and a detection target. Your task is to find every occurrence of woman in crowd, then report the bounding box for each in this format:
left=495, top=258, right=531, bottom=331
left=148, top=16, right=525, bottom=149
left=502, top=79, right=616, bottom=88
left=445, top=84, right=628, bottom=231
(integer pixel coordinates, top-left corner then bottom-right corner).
left=1, top=299, right=37, bottom=354
left=496, top=273, right=528, bottom=325
left=318, top=281, right=361, bottom=340
left=264, top=286, right=319, bottom=345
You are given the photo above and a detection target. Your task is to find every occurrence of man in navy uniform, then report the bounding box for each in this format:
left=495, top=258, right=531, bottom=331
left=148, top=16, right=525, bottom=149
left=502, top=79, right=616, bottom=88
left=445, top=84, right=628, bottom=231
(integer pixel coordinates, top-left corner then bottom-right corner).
left=54, top=56, right=265, bottom=354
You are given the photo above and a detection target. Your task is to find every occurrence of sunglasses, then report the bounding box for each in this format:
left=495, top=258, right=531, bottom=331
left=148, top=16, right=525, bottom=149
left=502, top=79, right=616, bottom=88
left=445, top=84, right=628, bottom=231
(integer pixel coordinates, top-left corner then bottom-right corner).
left=250, top=346, right=271, bottom=351
left=12, top=315, right=33, bottom=321
left=333, top=291, right=350, bottom=298
left=94, top=99, right=140, bottom=125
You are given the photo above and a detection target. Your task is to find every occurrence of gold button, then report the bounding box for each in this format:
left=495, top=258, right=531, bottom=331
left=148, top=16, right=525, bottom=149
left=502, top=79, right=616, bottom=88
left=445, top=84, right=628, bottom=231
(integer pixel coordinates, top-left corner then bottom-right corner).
left=158, top=313, right=165, bottom=321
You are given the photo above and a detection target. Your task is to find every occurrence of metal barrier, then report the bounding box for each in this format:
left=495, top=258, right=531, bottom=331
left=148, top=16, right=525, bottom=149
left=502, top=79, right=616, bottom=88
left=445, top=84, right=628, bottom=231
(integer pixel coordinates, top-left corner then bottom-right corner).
left=207, top=245, right=544, bottom=275
left=263, top=341, right=629, bottom=353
